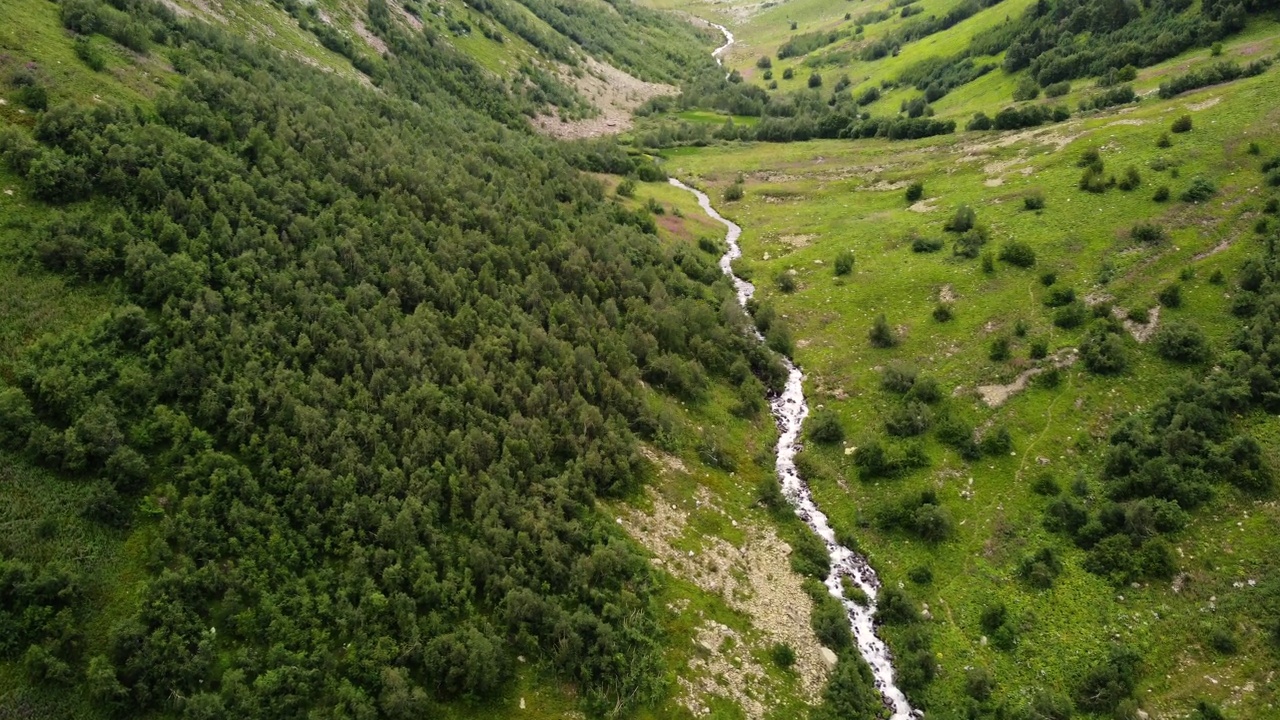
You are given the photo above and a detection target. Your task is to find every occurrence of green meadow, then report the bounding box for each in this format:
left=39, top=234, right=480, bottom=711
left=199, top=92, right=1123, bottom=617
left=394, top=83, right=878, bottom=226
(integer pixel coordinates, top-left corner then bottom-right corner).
left=635, top=0, right=1280, bottom=713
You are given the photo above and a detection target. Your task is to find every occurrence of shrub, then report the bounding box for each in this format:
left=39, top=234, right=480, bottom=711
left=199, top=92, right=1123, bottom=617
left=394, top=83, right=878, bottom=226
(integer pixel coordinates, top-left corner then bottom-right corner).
left=980, top=425, right=1013, bottom=456
left=762, top=69, right=773, bottom=80
left=723, top=182, right=744, bottom=202
left=17, top=84, right=48, bottom=111
left=905, top=181, right=924, bottom=203
left=876, top=587, right=920, bottom=625
left=74, top=37, right=106, bottom=72
left=1247, top=141, right=1261, bottom=156
left=1079, top=167, right=1109, bottom=193
left=908, top=566, right=933, bottom=584
left=1053, top=300, right=1088, bottom=329
left=776, top=271, right=797, bottom=293
left=1039, top=271, right=1057, bottom=286
left=1266, top=197, right=1280, bottom=214
left=954, top=226, right=989, bottom=258
left=1046, top=81, right=1071, bottom=98
left=1019, top=546, right=1064, bottom=588
left=770, top=643, right=796, bottom=669
left=1153, top=185, right=1170, bottom=202
left=1157, top=282, right=1182, bottom=308
left=1013, top=77, right=1040, bottom=101
left=886, top=401, right=930, bottom=437
left=1193, top=700, right=1226, bottom=720
left=906, top=376, right=942, bottom=404
left=882, top=361, right=918, bottom=393
left=1075, top=645, right=1142, bottom=713
left=989, top=335, right=1011, bottom=361
left=1077, top=146, right=1103, bottom=169
left=980, top=602, right=1016, bottom=649
left=981, top=252, right=995, bottom=273
left=966, top=667, right=994, bottom=701
left=857, top=86, right=880, bottom=106
left=783, top=67, right=794, bottom=80
left=1117, top=165, right=1141, bottom=191
left=757, top=56, right=773, bottom=69
left=1156, top=132, right=1172, bottom=148
left=616, top=178, right=636, bottom=197
left=834, top=249, right=855, bottom=276
left=790, top=530, right=832, bottom=579
left=1081, top=324, right=1127, bottom=374
left=1171, top=114, right=1193, bottom=133
left=1038, top=365, right=1062, bottom=388
left=932, top=303, right=953, bottom=322
left=808, top=72, right=823, bottom=88
left=766, top=322, right=794, bottom=355
left=843, top=581, right=869, bottom=606
left=1181, top=176, right=1217, bottom=202
left=1208, top=627, right=1238, bottom=655
left=869, top=313, right=897, bottom=347
left=999, top=240, right=1036, bottom=268
left=808, top=409, right=845, bottom=443
left=1029, top=337, right=1048, bottom=359
left=1130, top=222, right=1167, bottom=244
left=1014, top=318, right=1029, bottom=337
left=1031, top=473, right=1060, bottom=496
left=944, top=204, right=976, bottom=233
left=966, top=112, right=992, bottom=131
left=1027, top=692, right=1073, bottom=720
left=1044, top=286, right=1076, bottom=307
left=911, top=235, right=943, bottom=253
left=1023, top=191, right=1045, bottom=210
left=811, top=593, right=853, bottom=651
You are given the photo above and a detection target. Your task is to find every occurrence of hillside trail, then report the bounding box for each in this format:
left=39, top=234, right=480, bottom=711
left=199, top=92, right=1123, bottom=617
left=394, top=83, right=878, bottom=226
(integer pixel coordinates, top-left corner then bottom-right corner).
left=669, top=180, right=918, bottom=718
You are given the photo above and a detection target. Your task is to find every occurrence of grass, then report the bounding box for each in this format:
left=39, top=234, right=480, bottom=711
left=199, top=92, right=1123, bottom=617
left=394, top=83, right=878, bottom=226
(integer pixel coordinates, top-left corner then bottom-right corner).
left=677, top=109, right=761, bottom=126
left=653, top=54, right=1280, bottom=715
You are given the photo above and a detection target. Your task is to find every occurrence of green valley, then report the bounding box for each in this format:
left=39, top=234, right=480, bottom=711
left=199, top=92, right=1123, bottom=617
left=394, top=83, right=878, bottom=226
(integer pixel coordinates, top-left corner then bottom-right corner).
left=2, top=0, right=1279, bottom=716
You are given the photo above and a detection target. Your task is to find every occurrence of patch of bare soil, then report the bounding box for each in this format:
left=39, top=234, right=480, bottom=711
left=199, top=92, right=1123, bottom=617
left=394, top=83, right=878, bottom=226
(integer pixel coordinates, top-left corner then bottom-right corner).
left=977, top=349, right=1077, bottom=407
left=1194, top=236, right=1236, bottom=260
left=392, top=0, right=423, bottom=30
left=618, top=472, right=829, bottom=717
left=353, top=17, right=388, bottom=56
left=1114, top=304, right=1161, bottom=343
left=868, top=179, right=910, bottom=191
left=938, top=284, right=956, bottom=303
left=531, top=57, right=677, bottom=140
left=162, top=0, right=225, bottom=22
left=958, top=126, right=1082, bottom=156
left=778, top=233, right=817, bottom=248
left=1106, top=118, right=1147, bottom=127
left=1188, top=96, right=1222, bottom=111
left=909, top=199, right=939, bottom=213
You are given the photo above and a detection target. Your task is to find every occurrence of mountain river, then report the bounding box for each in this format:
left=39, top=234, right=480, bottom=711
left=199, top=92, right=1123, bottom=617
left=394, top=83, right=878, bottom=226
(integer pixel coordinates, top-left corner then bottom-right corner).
left=670, top=173, right=917, bottom=719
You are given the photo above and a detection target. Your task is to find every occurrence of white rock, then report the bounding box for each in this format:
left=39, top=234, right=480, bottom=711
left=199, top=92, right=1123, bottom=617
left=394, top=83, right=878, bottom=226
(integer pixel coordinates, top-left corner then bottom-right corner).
left=820, top=647, right=838, bottom=670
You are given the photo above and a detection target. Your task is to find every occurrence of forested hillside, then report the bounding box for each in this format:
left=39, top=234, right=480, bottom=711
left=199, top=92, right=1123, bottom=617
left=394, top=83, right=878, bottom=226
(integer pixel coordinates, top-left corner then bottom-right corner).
left=632, top=0, right=1277, bottom=145
left=0, top=0, right=806, bottom=717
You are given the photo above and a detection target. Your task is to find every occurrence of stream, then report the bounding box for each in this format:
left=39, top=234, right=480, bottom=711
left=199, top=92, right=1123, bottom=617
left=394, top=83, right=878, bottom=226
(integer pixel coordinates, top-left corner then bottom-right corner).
left=668, top=179, right=918, bottom=720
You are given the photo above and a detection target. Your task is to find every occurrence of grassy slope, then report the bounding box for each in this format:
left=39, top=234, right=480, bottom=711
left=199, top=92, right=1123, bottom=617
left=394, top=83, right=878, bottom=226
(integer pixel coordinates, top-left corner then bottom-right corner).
left=644, top=0, right=1280, bottom=712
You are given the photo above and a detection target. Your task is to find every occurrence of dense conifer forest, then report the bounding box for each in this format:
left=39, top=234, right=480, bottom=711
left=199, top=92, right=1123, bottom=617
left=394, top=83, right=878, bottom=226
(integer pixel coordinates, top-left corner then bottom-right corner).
left=0, top=0, right=801, bottom=716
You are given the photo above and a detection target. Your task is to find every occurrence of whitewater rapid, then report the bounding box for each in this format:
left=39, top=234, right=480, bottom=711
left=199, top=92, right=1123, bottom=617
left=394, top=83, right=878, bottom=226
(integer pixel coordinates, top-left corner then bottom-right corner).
left=669, top=179, right=917, bottom=720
